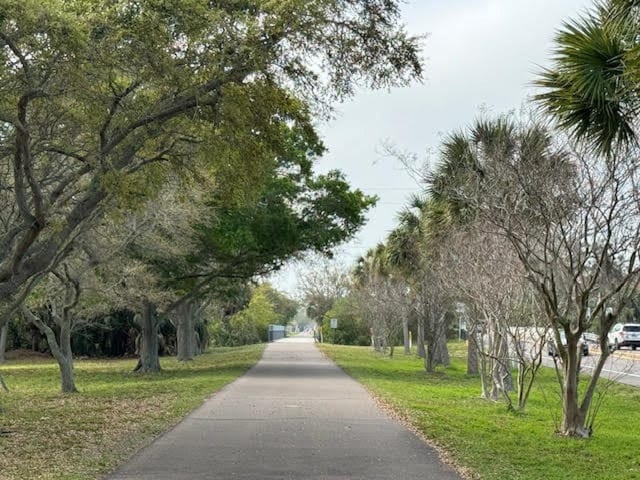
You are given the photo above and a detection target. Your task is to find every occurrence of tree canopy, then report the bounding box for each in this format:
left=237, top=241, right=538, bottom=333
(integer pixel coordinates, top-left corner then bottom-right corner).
left=0, top=0, right=422, bottom=321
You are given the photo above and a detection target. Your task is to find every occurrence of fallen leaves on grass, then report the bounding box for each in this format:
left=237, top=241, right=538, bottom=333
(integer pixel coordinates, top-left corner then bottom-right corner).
left=0, top=344, right=264, bottom=479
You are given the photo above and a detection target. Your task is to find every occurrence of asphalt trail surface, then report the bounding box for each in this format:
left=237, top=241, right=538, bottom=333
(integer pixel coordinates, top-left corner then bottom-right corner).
left=108, top=336, right=461, bottom=480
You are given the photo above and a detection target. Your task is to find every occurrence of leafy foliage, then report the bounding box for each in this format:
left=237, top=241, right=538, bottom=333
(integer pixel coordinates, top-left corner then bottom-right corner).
left=0, top=0, right=421, bottom=321
left=535, top=0, right=640, bottom=153
left=322, top=296, right=370, bottom=346
left=176, top=125, right=377, bottom=297
left=210, top=285, right=283, bottom=346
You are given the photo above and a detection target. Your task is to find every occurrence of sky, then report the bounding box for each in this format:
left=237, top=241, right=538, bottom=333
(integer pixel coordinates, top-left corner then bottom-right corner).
left=270, top=0, right=592, bottom=296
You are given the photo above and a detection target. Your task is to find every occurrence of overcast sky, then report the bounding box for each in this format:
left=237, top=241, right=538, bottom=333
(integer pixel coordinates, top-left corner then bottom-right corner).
left=271, top=0, right=592, bottom=296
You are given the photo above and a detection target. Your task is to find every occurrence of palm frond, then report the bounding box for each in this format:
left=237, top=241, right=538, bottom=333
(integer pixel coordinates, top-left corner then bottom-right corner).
left=534, top=0, right=639, bottom=154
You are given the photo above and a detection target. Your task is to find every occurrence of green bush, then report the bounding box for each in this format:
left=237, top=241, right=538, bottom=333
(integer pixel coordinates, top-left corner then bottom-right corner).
left=209, top=285, right=280, bottom=346
left=322, top=296, right=370, bottom=346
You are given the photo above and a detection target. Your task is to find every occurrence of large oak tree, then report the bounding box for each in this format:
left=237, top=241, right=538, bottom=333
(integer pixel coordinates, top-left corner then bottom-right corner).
left=0, top=0, right=422, bottom=327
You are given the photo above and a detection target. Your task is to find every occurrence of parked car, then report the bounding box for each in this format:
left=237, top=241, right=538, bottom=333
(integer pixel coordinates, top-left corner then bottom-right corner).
left=607, top=323, right=640, bottom=351
left=547, top=331, right=589, bottom=357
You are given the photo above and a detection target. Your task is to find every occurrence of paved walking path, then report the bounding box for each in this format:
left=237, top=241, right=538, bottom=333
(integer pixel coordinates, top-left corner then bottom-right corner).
left=108, top=337, right=461, bottom=480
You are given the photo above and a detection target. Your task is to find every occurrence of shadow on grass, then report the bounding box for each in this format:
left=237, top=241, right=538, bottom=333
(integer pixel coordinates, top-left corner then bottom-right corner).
left=0, top=345, right=266, bottom=397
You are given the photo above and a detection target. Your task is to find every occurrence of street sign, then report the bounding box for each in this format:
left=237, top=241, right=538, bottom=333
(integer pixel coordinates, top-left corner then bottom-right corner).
left=330, top=318, right=338, bottom=329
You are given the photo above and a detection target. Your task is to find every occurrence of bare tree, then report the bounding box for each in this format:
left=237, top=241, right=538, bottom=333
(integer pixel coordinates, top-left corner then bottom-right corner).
left=448, top=118, right=640, bottom=436
left=440, top=225, right=547, bottom=410
left=439, top=227, right=512, bottom=402
left=298, top=257, right=350, bottom=342
left=411, top=267, right=450, bottom=372
left=355, top=274, right=409, bottom=357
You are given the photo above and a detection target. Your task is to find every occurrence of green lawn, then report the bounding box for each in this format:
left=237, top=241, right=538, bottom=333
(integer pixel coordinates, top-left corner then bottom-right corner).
left=0, top=345, right=265, bottom=480
left=320, top=343, right=640, bottom=480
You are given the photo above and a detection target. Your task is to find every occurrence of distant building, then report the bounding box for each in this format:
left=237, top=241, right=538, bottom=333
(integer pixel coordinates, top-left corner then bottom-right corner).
left=268, top=324, right=286, bottom=342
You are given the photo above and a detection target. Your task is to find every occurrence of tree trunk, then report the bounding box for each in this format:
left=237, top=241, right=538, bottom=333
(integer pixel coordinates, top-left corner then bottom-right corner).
left=134, top=302, right=161, bottom=373
left=0, top=322, right=8, bottom=364
left=560, top=342, right=589, bottom=437
left=402, top=316, right=410, bottom=355
left=424, top=327, right=438, bottom=373
left=434, top=324, right=450, bottom=366
left=424, top=343, right=435, bottom=373
left=57, top=322, right=78, bottom=393
left=466, top=323, right=479, bottom=375
left=176, top=302, right=196, bottom=362
left=475, top=330, right=491, bottom=399
left=372, top=334, right=381, bottom=352
left=416, top=316, right=426, bottom=358
left=31, top=328, right=41, bottom=351
left=22, top=307, right=78, bottom=393
left=489, top=333, right=513, bottom=401
left=57, top=352, right=77, bottom=394
left=0, top=321, right=8, bottom=390
left=562, top=394, right=588, bottom=437
left=44, top=330, right=78, bottom=393
left=499, top=335, right=513, bottom=392
left=193, top=328, right=202, bottom=356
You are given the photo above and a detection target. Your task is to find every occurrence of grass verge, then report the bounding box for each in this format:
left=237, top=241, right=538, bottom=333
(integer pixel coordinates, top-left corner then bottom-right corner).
left=0, top=344, right=265, bottom=479
left=320, top=343, right=640, bottom=480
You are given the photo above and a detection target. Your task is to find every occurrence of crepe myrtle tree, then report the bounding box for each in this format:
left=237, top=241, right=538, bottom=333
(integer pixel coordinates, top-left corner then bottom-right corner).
left=355, top=272, right=409, bottom=358
left=439, top=226, right=512, bottom=400
left=438, top=224, right=547, bottom=411
left=352, top=245, right=411, bottom=357
left=439, top=116, right=640, bottom=436
left=409, top=266, right=451, bottom=372
left=0, top=0, right=423, bottom=332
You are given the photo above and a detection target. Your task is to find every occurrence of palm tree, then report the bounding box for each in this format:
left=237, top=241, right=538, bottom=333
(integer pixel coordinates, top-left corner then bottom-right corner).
left=424, top=117, right=534, bottom=378
left=535, top=0, right=640, bottom=154
left=386, top=194, right=425, bottom=276
left=386, top=196, right=426, bottom=355
left=387, top=192, right=459, bottom=367
left=353, top=243, right=389, bottom=286
left=424, top=118, right=516, bottom=241
left=353, top=243, right=405, bottom=355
